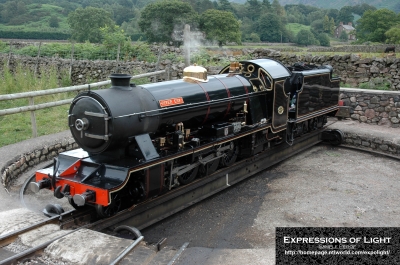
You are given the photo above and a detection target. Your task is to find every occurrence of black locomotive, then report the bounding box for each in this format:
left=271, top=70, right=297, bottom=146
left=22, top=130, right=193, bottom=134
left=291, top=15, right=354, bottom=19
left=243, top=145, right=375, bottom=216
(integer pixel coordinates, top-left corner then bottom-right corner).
left=30, top=59, right=340, bottom=217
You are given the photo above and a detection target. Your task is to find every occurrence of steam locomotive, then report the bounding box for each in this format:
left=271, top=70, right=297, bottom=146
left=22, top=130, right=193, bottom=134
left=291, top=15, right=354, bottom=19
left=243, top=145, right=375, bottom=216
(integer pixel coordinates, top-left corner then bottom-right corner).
left=30, top=59, right=340, bottom=218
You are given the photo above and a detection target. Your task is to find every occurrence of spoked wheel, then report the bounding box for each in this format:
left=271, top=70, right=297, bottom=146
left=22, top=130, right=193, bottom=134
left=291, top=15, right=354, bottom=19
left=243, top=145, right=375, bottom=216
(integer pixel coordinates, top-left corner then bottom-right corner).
left=96, top=193, right=122, bottom=218
left=220, top=141, right=239, bottom=167
left=199, top=157, right=220, bottom=177
left=128, top=181, right=146, bottom=204
left=309, top=119, right=316, bottom=131
left=302, top=122, right=308, bottom=135
left=178, top=166, right=199, bottom=185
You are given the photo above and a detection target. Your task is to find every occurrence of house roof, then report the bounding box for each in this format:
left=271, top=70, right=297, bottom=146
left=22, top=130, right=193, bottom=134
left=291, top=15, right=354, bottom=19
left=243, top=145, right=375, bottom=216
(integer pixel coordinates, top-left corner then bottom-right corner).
left=342, top=25, right=355, bottom=30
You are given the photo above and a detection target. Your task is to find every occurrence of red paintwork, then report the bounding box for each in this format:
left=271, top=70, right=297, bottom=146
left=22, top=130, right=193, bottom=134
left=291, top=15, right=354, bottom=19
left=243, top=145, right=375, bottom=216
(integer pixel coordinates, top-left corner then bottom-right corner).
left=35, top=168, right=110, bottom=207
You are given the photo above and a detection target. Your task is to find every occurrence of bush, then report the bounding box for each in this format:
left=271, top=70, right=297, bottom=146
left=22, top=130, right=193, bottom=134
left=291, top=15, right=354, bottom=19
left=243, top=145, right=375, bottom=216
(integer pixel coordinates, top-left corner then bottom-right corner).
left=339, top=31, right=348, bottom=42
left=317, top=33, right=330, bottom=47
left=0, top=30, right=70, bottom=40
left=249, top=33, right=261, bottom=43
left=295, top=29, right=319, bottom=46
left=49, top=16, right=59, bottom=28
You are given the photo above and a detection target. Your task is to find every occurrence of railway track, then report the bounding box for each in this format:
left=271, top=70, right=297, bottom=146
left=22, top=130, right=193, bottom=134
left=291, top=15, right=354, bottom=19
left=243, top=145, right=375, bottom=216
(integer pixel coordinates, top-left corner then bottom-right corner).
left=1, top=183, right=190, bottom=264
left=1, top=126, right=345, bottom=264
left=0, top=208, right=187, bottom=265
left=0, top=208, right=93, bottom=265
left=0, top=206, right=176, bottom=265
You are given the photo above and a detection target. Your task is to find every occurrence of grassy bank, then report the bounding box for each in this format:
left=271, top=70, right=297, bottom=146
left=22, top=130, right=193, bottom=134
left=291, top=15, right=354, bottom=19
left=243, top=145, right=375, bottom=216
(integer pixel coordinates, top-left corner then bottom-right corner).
left=0, top=64, right=72, bottom=147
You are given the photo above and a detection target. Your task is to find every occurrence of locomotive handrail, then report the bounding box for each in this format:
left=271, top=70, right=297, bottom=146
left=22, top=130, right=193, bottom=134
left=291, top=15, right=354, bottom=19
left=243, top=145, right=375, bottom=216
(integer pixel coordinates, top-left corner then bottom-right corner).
left=0, top=70, right=166, bottom=138
left=114, top=92, right=255, bottom=119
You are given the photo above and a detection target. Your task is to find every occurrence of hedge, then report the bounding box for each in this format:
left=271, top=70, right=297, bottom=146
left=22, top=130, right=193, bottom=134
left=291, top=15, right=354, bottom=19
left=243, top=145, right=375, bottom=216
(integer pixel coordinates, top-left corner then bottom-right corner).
left=0, top=31, right=70, bottom=40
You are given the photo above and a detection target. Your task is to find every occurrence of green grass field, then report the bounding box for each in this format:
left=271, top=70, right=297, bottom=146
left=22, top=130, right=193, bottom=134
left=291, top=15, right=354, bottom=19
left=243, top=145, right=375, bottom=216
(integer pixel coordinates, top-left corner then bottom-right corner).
left=286, top=23, right=311, bottom=36
left=0, top=65, right=72, bottom=147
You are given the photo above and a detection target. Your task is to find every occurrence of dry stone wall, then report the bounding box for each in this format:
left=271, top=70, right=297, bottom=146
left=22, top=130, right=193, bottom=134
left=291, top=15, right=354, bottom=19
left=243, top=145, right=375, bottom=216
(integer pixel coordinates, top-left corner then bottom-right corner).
left=342, top=131, right=400, bottom=156
left=1, top=138, right=78, bottom=187
left=339, top=88, right=400, bottom=128
left=248, top=49, right=400, bottom=90
left=2, top=47, right=400, bottom=90
left=306, top=45, right=400, bottom=53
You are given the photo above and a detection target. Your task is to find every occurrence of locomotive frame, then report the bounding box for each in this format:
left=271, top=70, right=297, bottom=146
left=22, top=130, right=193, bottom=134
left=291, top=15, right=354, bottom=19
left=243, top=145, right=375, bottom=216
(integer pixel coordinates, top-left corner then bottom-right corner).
left=30, top=58, right=341, bottom=218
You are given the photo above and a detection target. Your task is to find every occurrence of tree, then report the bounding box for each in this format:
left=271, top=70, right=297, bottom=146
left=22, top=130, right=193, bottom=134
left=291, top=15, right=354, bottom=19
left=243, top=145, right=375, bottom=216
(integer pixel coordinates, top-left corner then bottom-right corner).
left=326, top=9, right=339, bottom=21
left=317, top=33, right=330, bottom=47
left=138, top=0, right=198, bottom=44
left=246, top=0, right=262, bottom=21
left=118, top=0, right=134, bottom=7
left=329, top=18, right=335, bottom=35
left=217, top=0, right=235, bottom=14
left=307, top=10, right=325, bottom=24
left=0, top=1, right=27, bottom=24
left=101, top=25, right=130, bottom=48
left=49, top=15, right=59, bottom=28
left=257, top=13, right=286, bottom=42
left=261, top=0, right=271, bottom=10
left=356, top=9, right=400, bottom=43
left=68, top=7, right=114, bottom=43
left=199, top=9, right=241, bottom=46
left=339, top=30, right=348, bottom=42
left=337, top=6, right=354, bottom=25
left=352, top=3, right=376, bottom=16
left=311, top=19, right=324, bottom=35
left=385, top=26, right=400, bottom=44
left=271, top=0, right=284, bottom=17
left=110, top=4, right=134, bottom=25
left=190, top=0, right=214, bottom=14
left=323, top=15, right=330, bottom=33
left=285, top=6, right=306, bottom=24
left=295, top=29, right=318, bottom=46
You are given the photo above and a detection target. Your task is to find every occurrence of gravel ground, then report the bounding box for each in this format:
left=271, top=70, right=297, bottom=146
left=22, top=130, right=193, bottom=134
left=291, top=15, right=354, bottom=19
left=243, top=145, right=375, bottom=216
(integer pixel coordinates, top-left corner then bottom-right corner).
left=2, top=143, right=400, bottom=264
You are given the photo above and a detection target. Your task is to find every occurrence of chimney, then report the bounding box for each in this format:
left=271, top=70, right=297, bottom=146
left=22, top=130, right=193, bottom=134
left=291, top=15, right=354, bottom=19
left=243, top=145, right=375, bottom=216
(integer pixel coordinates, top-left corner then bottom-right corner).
left=109, top=73, right=133, bottom=91
left=348, top=22, right=352, bottom=26
left=340, top=22, right=343, bottom=26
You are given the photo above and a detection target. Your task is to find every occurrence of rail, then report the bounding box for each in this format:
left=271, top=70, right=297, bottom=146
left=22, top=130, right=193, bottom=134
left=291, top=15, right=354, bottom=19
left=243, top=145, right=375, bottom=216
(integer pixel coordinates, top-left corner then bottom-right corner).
left=0, top=70, right=165, bottom=138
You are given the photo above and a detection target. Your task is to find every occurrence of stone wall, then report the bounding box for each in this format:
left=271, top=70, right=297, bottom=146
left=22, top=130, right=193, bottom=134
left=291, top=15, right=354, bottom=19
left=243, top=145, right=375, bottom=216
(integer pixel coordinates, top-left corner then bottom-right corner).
left=2, top=47, right=400, bottom=90
left=340, top=88, right=400, bottom=128
left=342, top=131, right=400, bottom=156
left=306, top=44, right=400, bottom=53
left=248, top=49, right=400, bottom=90
left=1, top=138, right=78, bottom=187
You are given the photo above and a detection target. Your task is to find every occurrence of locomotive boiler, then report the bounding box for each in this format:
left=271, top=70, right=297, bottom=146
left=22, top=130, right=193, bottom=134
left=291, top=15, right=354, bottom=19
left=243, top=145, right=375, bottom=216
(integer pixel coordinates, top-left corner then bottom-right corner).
left=30, top=59, right=340, bottom=218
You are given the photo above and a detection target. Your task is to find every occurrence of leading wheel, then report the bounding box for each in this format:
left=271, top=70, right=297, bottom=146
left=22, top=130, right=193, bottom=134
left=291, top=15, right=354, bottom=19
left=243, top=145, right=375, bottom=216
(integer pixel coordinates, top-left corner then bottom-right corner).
left=96, top=193, right=122, bottom=218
